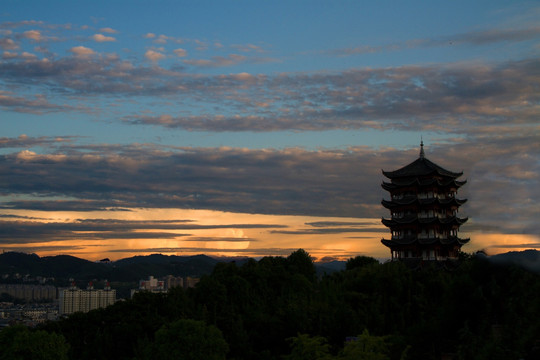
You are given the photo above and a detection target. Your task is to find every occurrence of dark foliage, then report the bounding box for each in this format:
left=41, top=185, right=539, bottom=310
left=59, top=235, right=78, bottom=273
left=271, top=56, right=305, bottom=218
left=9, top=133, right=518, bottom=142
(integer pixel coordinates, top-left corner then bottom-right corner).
left=6, top=250, right=539, bottom=360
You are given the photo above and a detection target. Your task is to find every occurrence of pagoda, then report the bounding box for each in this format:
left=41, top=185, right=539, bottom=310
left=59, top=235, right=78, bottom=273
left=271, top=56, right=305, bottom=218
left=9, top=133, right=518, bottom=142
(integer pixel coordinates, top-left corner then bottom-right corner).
left=381, top=142, right=469, bottom=261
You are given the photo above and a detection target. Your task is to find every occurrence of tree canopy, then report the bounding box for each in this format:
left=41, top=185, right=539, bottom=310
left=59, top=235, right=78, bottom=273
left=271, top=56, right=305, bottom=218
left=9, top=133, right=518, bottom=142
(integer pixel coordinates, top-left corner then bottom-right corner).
left=2, top=250, right=538, bottom=360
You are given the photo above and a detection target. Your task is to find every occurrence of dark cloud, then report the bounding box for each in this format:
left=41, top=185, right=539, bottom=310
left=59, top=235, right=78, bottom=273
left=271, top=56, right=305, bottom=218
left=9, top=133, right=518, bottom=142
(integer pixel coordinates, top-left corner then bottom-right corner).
left=448, top=26, right=540, bottom=45
left=271, top=227, right=384, bottom=235
left=488, top=243, right=540, bottom=249
left=183, top=237, right=257, bottom=242
left=305, top=221, right=378, bottom=227
left=0, top=135, right=76, bottom=149
left=1, top=138, right=538, bottom=238
left=0, top=220, right=192, bottom=243
left=328, top=26, right=540, bottom=56
left=0, top=91, right=79, bottom=114
left=0, top=146, right=385, bottom=218
left=122, top=59, right=539, bottom=132
left=1, top=36, right=537, bottom=130
left=2, top=245, right=101, bottom=252
left=0, top=217, right=285, bottom=244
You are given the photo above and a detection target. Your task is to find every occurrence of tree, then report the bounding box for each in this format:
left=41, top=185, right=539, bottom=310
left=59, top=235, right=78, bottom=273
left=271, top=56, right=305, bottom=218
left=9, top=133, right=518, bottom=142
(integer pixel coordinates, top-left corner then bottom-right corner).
left=345, top=256, right=379, bottom=271
left=142, top=319, right=228, bottom=360
left=287, top=249, right=316, bottom=281
left=285, top=334, right=334, bottom=360
left=339, top=329, right=389, bottom=360
left=0, top=325, right=69, bottom=360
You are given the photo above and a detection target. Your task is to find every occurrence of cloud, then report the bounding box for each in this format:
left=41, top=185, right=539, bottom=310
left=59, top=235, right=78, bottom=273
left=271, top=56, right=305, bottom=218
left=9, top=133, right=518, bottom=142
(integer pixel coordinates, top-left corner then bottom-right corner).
left=232, top=43, right=266, bottom=53
left=2, top=51, right=17, bottom=59
left=183, top=54, right=247, bottom=68
left=0, top=220, right=190, bottom=243
left=70, top=45, right=95, bottom=58
left=183, top=237, right=256, bottom=242
left=0, top=91, right=78, bottom=114
left=448, top=26, right=540, bottom=45
left=271, top=227, right=384, bottom=235
left=154, top=34, right=169, bottom=44
left=0, top=37, right=18, bottom=50
left=328, top=25, right=540, bottom=56
left=1, top=137, right=537, bottom=238
left=2, top=52, right=531, bottom=132
left=0, top=216, right=282, bottom=244
left=173, top=48, right=187, bottom=57
left=305, top=221, right=380, bottom=227
left=22, top=30, right=42, bottom=41
left=92, top=33, right=116, bottom=42
left=99, top=27, right=117, bottom=34
left=145, top=49, right=165, bottom=62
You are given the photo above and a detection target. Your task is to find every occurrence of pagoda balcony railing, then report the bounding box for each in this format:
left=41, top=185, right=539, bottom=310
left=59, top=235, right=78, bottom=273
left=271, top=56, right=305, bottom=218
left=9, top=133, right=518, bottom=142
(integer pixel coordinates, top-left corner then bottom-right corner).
left=391, top=193, right=455, bottom=201
left=392, top=213, right=456, bottom=221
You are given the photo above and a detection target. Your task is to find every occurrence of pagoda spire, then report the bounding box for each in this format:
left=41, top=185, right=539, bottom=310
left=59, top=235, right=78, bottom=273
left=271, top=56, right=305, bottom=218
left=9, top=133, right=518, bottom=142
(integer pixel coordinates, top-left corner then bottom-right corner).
left=419, top=138, right=425, bottom=158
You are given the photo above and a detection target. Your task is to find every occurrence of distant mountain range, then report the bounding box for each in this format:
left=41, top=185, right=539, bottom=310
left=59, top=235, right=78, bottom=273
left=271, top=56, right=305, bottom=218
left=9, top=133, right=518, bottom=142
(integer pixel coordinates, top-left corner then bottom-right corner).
left=0, top=251, right=346, bottom=284
left=0, top=252, right=221, bottom=283
left=1, top=250, right=538, bottom=285
left=487, top=249, right=540, bottom=274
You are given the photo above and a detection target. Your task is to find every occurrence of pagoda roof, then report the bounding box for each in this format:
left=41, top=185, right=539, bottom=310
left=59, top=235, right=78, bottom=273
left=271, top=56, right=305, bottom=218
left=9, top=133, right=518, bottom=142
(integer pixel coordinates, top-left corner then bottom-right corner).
left=383, top=156, right=463, bottom=179
left=381, top=236, right=470, bottom=248
left=381, top=215, right=468, bottom=227
left=381, top=197, right=467, bottom=209
left=381, top=178, right=466, bottom=191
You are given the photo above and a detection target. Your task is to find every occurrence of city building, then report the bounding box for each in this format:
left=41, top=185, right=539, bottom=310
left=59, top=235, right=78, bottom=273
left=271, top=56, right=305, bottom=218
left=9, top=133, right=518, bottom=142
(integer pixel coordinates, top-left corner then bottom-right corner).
left=131, top=275, right=200, bottom=298
left=163, top=275, right=183, bottom=290
left=0, top=284, right=56, bottom=302
left=130, top=276, right=166, bottom=298
left=59, top=282, right=116, bottom=315
left=381, top=141, right=469, bottom=261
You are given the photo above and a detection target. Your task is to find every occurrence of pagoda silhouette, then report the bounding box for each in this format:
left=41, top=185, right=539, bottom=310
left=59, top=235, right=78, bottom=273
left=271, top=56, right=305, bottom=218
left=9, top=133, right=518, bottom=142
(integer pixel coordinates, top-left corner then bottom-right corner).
left=381, top=141, right=469, bottom=261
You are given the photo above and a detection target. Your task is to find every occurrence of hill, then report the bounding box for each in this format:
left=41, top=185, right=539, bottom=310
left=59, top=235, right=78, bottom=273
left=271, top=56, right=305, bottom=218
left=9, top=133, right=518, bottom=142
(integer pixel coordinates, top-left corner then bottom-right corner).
left=0, top=252, right=220, bottom=283
left=489, top=249, right=540, bottom=274
left=2, top=250, right=538, bottom=285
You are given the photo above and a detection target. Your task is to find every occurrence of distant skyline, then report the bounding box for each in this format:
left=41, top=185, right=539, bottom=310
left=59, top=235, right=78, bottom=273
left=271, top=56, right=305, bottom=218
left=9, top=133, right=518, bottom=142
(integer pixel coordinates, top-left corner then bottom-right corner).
left=1, top=1, right=539, bottom=261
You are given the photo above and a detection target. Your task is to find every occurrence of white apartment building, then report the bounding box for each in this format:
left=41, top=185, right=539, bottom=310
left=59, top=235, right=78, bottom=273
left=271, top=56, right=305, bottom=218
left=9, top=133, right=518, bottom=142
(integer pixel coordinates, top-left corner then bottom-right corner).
left=59, top=282, right=116, bottom=315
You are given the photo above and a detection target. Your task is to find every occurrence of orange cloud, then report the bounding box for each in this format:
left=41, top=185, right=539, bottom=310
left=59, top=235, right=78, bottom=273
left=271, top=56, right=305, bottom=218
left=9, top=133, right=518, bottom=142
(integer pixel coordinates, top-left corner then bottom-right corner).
left=145, top=49, right=165, bottom=62
left=92, top=34, right=116, bottom=42
left=70, top=46, right=95, bottom=58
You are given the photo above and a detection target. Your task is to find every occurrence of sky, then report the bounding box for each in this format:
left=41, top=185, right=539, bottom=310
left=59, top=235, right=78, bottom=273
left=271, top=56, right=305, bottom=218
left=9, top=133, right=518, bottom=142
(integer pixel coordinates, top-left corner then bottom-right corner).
left=0, top=0, right=539, bottom=262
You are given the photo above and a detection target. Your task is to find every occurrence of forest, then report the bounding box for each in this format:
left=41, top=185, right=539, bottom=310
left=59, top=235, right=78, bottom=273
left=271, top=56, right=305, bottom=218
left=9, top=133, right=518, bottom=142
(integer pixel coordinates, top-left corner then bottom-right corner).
left=1, top=249, right=539, bottom=360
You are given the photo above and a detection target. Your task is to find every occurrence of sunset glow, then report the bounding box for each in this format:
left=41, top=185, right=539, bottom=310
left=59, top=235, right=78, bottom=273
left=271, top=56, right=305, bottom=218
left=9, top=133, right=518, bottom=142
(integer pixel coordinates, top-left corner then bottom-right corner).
left=1, top=1, right=539, bottom=262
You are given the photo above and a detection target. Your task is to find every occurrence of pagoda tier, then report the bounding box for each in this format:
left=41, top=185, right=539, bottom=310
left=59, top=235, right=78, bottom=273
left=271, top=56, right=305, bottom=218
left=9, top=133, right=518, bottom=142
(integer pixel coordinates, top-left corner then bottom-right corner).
left=381, top=197, right=467, bottom=209
left=381, top=178, right=467, bottom=191
left=381, top=142, right=469, bottom=261
left=381, top=215, right=468, bottom=227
